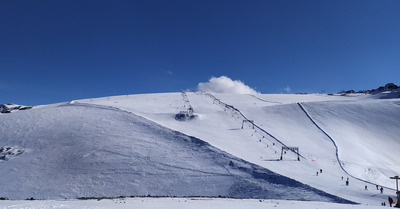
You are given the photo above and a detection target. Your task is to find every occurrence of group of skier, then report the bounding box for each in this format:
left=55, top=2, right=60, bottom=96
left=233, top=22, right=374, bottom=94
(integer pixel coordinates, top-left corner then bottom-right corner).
left=316, top=168, right=322, bottom=176
left=381, top=196, right=394, bottom=207
left=341, top=176, right=350, bottom=186
left=372, top=184, right=396, bottom=207
left=318, top=172, right=395, bottom=206
left=341, top=176, right=395, bottom=207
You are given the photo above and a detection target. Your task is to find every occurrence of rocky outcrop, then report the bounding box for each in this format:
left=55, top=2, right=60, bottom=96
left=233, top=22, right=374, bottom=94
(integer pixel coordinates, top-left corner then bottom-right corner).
left=0, top=104, right=33, bottom=113
left=340, top=83, right=399, bottom=94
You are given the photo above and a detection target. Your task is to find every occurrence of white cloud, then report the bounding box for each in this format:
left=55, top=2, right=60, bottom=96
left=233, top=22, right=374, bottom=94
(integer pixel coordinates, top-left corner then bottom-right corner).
left=166, top=70, right=174, bottom=75
left=197, top=76, right=258, bottom=94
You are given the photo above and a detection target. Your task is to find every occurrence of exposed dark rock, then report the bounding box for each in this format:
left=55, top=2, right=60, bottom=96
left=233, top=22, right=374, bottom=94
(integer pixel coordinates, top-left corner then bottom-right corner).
left=0, top=104, right=33, bottom=113
left=341, top=83, right=399, bottom=94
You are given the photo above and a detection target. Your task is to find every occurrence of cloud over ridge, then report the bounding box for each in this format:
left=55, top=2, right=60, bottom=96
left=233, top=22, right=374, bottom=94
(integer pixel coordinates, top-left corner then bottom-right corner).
left=197, top=76, right=258, bottom=94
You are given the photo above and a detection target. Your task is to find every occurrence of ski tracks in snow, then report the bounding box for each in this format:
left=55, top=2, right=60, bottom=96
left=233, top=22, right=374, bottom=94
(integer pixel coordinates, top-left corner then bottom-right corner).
left=248, top=94, right=283, bottom=104
left=296, top=102, right=394, bottom=191
left=197, top=92, right=305, bottom=160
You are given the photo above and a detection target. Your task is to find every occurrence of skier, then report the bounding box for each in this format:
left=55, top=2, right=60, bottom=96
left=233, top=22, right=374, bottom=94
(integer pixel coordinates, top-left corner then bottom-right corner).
left=380, top=187, right=383, bottom=194
left=316, top=171, right=318, bottom=176
left=376, top=184, right=379, bottom=190
left=388, top=196, right=394, bottom=207
left=320, top=169, right=322, bottom=173
left=364, top=185, right=368, bottom=190
left=346, top=180, right=349, bottom=186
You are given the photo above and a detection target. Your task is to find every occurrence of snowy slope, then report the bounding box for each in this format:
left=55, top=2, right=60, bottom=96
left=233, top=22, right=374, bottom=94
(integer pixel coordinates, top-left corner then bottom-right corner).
left=303, top=98, right=400, bottom=186
left=0, top=101, right=351, bottom=202
left=77, top=92, right=400, bottom=205
left=0, top=91, right=399, bottom=207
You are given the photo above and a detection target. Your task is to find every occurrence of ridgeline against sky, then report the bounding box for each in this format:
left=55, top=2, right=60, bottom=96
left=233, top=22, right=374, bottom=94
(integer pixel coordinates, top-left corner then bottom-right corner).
left=1, top=0, right=399, bottom=105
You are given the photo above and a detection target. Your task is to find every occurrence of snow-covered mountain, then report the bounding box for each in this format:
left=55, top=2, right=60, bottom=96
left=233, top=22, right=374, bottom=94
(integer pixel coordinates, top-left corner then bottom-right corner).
left=0, top=91, right=399, bottom=206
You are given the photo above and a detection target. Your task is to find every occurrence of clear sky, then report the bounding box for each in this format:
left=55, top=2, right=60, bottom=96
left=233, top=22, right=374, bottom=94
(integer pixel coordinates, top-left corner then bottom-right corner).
left=1, top=0, right=399, bottom=105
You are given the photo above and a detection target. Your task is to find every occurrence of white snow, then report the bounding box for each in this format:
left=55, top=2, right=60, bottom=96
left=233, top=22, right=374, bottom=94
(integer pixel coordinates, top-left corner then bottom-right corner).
left=0, top=197, right=385, bottom=209
left=1, top=90, right=399, bottom=208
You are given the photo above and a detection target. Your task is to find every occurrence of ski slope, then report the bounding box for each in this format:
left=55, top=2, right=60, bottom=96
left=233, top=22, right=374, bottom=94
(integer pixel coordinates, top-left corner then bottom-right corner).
left=0, top=100, right=350, bottom=202
left=0, top=91, right=399, bottom=207
left=77, top=91, right=400, bottom=205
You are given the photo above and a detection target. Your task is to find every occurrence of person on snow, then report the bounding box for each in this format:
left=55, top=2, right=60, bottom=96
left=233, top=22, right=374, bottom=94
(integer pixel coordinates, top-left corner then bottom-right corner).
left=388, top=196, right=394, bottom=207
left=380, top=187, right=384, bottom=194
left=365, top=185, right=368, bottom=190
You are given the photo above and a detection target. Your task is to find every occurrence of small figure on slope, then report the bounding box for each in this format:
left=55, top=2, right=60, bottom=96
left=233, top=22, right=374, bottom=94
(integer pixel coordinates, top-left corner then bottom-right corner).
left=388, top=196, right=393, bottom=207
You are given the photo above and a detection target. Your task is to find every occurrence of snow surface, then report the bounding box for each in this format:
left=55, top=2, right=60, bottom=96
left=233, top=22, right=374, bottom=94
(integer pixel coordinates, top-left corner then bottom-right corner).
left=0, top=197, right=385, bottom=209
left=0, top=91, right=399, bottom=208
left=0, top=101, right=350, bottom=202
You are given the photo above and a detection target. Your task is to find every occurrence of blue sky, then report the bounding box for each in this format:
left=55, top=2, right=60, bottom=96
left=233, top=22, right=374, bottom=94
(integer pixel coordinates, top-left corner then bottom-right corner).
left=1, top=0, right=399, bottom=105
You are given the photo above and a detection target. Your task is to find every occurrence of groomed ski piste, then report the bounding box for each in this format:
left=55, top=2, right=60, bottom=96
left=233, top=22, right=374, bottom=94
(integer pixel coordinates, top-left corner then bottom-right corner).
left=0, top=90, right=399, bottom=208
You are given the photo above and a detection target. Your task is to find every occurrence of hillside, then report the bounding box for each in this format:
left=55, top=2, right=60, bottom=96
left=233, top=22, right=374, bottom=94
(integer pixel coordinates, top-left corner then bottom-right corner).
left=77, top=91, right=400, bottom=204
left=0, top=91, right=399, bottom=206
left=0, top=101, right=350, bottom=202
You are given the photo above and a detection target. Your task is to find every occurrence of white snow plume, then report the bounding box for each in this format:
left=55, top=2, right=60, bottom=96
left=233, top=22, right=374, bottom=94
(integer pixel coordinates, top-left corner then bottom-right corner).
left=197, top=76, right=258, bottom=94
